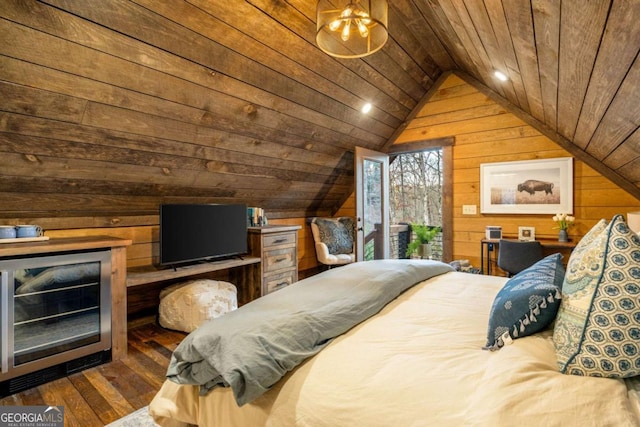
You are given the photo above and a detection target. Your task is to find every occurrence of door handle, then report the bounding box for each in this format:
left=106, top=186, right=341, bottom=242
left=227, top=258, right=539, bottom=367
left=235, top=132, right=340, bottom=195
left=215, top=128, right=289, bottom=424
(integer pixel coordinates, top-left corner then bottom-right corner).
left=1, top=271, right=8, bottom=374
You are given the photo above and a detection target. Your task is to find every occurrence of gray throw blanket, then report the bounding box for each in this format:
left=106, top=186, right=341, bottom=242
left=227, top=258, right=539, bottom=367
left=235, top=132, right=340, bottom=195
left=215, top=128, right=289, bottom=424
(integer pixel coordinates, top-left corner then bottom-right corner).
left=166, top=259, right=454, bottom=405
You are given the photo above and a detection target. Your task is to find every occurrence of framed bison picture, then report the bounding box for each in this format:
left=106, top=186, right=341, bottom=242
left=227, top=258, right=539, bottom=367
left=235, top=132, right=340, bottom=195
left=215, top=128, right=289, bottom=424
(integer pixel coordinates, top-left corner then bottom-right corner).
left=480, top=157, right=573, bottom=214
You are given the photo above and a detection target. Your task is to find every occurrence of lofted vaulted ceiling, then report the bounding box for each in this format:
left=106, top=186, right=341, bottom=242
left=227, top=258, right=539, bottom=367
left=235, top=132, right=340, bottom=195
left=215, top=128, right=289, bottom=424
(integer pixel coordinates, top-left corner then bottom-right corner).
left=1, top=0, right=639, bottom=221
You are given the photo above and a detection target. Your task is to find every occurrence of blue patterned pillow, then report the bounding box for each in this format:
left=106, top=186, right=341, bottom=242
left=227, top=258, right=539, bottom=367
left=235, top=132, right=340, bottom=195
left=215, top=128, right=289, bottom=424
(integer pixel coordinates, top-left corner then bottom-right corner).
left=483, top=253, right=565, bottom=351
left=553, top=214, right=640, bottom=377
left=315, top=218, right=354, bottom=255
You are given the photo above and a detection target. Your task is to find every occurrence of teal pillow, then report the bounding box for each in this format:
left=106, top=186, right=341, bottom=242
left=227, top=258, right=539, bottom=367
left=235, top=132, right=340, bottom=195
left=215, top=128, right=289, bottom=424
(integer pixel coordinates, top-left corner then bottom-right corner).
left=315, top=218, right=354, bottom=255
left=553, top=214, right=640, bottom=377
left=483, top=253, right=565, bottom=351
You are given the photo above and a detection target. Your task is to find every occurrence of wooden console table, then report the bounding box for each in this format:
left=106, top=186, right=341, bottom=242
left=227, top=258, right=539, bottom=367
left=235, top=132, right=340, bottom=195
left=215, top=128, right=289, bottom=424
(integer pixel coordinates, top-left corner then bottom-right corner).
left=481, top=238, right=577, bottom=275
left=127, top=256, right=261, bottom=305
left=0, top=236, right=131, bottom=361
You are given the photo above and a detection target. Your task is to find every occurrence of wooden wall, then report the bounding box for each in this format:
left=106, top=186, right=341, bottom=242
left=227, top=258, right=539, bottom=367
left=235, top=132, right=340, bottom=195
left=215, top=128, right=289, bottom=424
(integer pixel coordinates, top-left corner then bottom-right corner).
left=13, top=72, right=640, bottom=281
left=394, top=74, right=640, bottom=271
left=0, top=0, right=371, bottom=226
left=0, top=1, right=364, bottom=282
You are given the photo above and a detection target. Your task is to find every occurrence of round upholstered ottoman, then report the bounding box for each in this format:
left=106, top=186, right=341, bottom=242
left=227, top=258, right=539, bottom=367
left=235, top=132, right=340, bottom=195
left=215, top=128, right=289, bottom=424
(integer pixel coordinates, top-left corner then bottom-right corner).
left=158, top=279, right=237, bottom=333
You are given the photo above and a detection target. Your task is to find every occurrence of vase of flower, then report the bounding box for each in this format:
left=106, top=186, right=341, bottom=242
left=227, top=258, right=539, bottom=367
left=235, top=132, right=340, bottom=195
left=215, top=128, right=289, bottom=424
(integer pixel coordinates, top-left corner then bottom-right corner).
left=552, top=213, right=575, bottom=243
left=558, top=229, right=568, bottom=243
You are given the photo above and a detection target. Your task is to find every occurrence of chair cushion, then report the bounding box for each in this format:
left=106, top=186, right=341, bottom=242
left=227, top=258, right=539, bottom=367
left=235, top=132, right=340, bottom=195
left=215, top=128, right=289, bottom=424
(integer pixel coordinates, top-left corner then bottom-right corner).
left=483, top=253, right=565, bottom=350
left=553, top=215, right=640, bottom=377
left=159, top=279, right=237, bottom=333
left=322, top=252, right=356, bottom=264
left=314, top=217, right=354, bottom=255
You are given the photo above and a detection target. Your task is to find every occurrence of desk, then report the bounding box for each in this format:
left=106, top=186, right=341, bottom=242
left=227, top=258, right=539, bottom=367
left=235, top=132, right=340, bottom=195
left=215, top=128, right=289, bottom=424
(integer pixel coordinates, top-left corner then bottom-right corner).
left=480, top=238, right=577, bottom=275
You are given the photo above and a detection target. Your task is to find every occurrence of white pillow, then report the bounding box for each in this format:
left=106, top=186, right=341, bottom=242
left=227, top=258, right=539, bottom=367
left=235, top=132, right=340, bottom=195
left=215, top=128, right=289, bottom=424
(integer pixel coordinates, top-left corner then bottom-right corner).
left=159, top=279, right=237, bottom=333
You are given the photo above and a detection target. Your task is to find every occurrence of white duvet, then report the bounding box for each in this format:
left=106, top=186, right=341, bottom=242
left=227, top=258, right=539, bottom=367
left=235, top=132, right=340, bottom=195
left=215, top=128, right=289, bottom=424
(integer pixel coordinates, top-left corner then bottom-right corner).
left=150, top=271, right=640, bottom=426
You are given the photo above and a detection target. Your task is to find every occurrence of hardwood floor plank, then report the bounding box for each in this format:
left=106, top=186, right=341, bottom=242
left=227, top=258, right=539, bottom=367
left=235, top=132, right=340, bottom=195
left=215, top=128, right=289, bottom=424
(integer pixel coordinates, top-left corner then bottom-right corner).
left=81, top=364, right=136, bottom=420
left=119, top=346, right=167, bottom=389
left=1, top=323, right=179, bottom=425
left=67, top=371, right=121, bottom=425
left=96, top=361, right=155, bottom=409
left=51, top=377, right=104, bottom=427
left=127, top=338, right=173, bottom=369
left=17, top=386, right=45, bottom=406
left=37, top=379, right=86, bottom=427
left=0, top=393, right=23, bottom=405
left=129, top=325, right=185, bottom=353
left=145, top=340, right=177, bottom=360
left=130, top=322, right=186, bottom=343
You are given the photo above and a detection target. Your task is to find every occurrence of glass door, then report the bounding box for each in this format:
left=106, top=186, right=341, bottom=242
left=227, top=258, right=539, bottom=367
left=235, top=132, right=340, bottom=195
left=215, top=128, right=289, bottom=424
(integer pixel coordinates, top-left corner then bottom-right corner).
left=355, top=146, right=389, bottom=261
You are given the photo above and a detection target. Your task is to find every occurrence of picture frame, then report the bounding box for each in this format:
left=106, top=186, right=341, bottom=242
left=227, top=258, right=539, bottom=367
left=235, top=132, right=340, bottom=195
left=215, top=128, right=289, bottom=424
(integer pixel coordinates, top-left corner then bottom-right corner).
left=518, top=226, right=536, bottom=241
left=480, top=157, right=573, bottom=214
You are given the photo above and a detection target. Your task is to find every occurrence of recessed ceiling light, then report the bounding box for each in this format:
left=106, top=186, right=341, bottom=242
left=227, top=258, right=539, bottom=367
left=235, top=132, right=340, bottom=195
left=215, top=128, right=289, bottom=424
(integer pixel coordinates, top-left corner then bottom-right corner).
left=361, top=103, right=372, bottom=114
left=494, top=70, right=508, bottom=81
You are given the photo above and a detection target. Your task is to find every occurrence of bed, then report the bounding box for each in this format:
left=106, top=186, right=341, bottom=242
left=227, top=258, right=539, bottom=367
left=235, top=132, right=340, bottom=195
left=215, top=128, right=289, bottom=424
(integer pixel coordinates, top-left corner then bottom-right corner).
left=150, top=215, right=640, bottom=426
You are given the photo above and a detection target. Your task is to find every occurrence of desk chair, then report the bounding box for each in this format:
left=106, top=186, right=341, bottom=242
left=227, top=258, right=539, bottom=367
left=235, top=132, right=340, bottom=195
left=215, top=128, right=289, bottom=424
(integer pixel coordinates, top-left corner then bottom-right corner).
left=309, top=217, right=356, bottom=268
left=497, top=239, right=543, bottom=277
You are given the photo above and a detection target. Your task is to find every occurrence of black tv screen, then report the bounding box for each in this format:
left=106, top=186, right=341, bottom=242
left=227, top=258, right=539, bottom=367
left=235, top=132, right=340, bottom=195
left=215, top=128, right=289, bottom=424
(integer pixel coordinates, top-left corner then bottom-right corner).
left=160, top=204, right=248, bottom=266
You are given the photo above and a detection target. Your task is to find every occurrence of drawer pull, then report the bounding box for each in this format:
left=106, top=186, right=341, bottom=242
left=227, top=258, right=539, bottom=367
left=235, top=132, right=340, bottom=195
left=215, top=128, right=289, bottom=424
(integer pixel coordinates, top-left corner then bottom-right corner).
left=275, top=282, right=288, bottom=288
left=273, top=238, right=287, bottom=244
left=275, top=257, right=287, bottom=263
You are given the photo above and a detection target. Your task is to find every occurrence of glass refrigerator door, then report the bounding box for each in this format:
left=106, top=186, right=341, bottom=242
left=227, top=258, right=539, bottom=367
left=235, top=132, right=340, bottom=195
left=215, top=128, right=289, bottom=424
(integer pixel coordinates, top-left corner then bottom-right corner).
left=0, top=250, right=111, bottom=379
left=12, top=261, right=103, bottom=366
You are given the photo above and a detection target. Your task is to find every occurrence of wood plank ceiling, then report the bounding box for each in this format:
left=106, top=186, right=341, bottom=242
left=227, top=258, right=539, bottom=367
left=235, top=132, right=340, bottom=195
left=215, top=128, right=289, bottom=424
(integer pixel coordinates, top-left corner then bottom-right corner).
left=1, top=0, right=639, bottom=222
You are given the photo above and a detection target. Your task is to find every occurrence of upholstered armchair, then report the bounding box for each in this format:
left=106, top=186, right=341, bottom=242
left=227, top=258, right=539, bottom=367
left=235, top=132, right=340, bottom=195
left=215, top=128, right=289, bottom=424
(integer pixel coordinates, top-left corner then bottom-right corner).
left=309, top=217, right=356, bottom=268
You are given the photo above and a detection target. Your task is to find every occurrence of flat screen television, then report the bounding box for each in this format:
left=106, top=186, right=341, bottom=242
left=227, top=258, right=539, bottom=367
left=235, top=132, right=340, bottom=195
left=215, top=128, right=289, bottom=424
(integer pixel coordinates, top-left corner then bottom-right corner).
left=160, top=204, right=248, bottom=266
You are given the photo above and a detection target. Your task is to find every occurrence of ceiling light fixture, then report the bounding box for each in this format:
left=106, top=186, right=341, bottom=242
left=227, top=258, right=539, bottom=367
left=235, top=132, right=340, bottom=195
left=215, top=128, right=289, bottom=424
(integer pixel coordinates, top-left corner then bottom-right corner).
left=316, top=0, right=388, bottom=59
left=494, top=70, right=509, bottom=81
left=361, top=102, right=372, bottom=114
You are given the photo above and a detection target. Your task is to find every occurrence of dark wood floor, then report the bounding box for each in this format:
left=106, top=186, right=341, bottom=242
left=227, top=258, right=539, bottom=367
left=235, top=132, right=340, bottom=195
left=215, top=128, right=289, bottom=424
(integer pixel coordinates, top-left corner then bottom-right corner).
left=0, top=321, right=186, bottom=426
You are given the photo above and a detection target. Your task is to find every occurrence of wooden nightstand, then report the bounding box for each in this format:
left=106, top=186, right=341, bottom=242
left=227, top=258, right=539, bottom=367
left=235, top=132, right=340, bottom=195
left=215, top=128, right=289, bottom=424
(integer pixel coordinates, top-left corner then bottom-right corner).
left=248, top=225, right=301, bottom=295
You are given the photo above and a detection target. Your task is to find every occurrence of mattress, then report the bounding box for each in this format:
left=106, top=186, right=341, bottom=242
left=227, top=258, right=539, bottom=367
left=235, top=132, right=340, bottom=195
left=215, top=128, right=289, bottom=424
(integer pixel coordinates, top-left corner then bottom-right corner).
left=150, top=271, right=640, bottom=426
